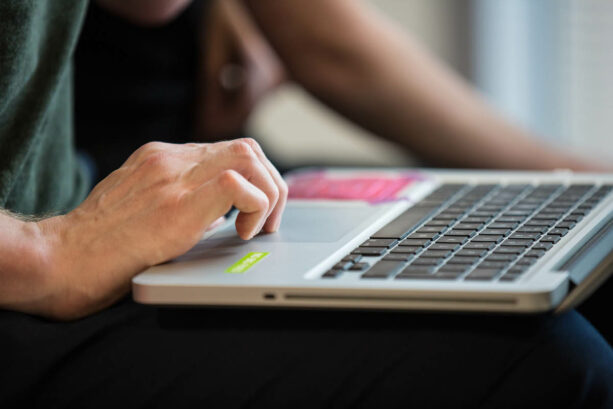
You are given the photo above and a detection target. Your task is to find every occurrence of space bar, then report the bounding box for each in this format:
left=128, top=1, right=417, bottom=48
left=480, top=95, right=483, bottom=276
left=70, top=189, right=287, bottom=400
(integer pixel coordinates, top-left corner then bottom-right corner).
left=370, top=204, right=438, bottom=239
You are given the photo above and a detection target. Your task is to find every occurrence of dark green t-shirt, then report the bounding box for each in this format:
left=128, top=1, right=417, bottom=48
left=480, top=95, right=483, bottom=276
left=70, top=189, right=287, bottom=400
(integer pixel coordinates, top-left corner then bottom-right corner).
left=0, top=0, right=89, bottom=215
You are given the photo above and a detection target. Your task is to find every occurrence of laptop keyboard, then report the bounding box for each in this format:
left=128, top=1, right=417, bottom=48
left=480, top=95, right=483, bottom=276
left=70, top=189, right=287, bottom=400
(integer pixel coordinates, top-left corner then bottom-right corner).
left=322, top=183, right=612, bottom=282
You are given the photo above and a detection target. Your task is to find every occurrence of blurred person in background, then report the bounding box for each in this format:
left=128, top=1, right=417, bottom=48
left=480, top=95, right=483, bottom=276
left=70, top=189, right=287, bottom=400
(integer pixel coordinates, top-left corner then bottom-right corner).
left=74, top=0, right=610, bottom=183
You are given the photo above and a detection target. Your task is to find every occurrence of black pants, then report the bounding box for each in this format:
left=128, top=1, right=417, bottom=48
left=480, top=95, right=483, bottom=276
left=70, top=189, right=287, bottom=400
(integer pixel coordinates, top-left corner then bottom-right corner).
left=1, top=299, right=612, bottom=409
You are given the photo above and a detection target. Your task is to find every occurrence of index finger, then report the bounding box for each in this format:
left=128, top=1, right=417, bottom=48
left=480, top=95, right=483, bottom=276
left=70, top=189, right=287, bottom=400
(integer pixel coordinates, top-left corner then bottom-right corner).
left=240, top=138, right=288, bottom=233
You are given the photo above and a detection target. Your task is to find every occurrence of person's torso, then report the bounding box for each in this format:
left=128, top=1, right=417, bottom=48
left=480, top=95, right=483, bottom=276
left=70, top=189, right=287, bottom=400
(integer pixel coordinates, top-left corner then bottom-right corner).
left=0, top=0, right=89, bottom=215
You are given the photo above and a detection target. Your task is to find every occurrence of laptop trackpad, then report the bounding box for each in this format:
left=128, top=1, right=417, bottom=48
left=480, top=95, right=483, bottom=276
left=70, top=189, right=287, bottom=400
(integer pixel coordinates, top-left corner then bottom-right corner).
left=170, top=202, right=392, bottom=263
left=216, top=202, right=382, bottom=244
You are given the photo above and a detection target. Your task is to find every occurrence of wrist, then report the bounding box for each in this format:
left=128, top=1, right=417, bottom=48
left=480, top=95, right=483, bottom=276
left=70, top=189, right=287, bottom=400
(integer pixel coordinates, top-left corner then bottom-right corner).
left=0, top=216, right=57, bottom=315
left=34, top=214, right=89, bottom=320
left=35, top=210, right=136, bottom=320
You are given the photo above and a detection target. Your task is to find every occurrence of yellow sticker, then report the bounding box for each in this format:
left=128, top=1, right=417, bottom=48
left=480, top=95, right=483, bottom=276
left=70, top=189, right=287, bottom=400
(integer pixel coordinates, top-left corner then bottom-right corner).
left=225, top=252, right=269, bottom=274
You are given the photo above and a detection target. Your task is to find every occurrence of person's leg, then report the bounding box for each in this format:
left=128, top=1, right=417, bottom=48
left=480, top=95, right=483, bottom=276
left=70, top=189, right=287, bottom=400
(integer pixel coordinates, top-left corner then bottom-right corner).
left=1, top=299, right=611, bottom=409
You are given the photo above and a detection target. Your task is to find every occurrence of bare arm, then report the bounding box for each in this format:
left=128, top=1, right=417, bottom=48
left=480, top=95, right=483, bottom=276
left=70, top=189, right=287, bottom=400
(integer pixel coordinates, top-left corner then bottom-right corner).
left=245, top=0, right=607, bottom=171
left=0, top=139, right=287, bottom=320
left=0, top=210, right=54, bottom=316
left=96, top=0, right=192, bottom=26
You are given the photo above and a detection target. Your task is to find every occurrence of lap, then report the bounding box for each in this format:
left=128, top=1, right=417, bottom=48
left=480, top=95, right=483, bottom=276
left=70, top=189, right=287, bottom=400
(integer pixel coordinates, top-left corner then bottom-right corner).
left=1, top=299, right=612, bottom=409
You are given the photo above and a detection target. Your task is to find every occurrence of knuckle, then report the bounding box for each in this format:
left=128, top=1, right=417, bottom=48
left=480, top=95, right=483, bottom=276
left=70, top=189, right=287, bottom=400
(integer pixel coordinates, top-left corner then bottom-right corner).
left=269, top=184, right=280, bottom=204
left=141, top=141, right=165, bottom=154
left=238, top=137, right=260, bottom=151
left=229, top=140, right=255, bottom=157
left=278, top=179, right=289, bottom=198
left=142, top=151, right=170, bottom=170
left=217, top=169, right=240, bottom=190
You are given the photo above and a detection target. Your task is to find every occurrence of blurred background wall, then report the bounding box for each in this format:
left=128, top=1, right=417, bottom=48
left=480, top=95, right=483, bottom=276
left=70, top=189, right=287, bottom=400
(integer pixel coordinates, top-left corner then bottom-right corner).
left=249, top=0, right=613, bottom=169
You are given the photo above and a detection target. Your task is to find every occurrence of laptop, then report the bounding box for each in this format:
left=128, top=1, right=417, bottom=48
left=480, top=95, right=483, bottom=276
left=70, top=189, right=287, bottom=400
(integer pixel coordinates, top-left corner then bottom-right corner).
left=133, top=168, right=613, bottom=314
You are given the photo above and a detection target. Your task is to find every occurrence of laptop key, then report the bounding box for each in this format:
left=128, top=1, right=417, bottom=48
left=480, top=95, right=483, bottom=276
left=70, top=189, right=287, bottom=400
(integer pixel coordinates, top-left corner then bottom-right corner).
left=439, top=264, right=470, bottom=273
left=556, top=221, right=576, bottom=229
left=407, top=232, right=439, bottom=240
left=429, top=243, right=461, bottom=251
left=371, top=205, right=439, bottom=239
left=400, top=238, right=430, bottom=247
left=447, top=256, right=479, bottom=265
left=524, top=249, right=546, bottom=258
left=494, top=246, right=524, bottom=254
left=499, top=273, right=520, bottom=282
left=564, top=215, right=583, bottom=223
left=471, top=235, right=503, bottom=243
left=481, top=228, right=512, bottom=236
left=527, top=219, right=556, bottom=227
left=383, top=253, right=414, bottom=262
left=432, top=272, right=462, bottom=280
left=411, top=258, right=444, bottom=266
left=391, top=246, right=421, bottom=254
left=516, top=226, right=548, bottom=234
left=540, top=235, right=562, bottom=244
left=349, top=262, right=369, bottom=271
left=455, top=223, right=483, bottom=230
left=515, top=257, right=537, bottom=266
left=465, top=268, right=500, bottom=281
left=477, top=261, right=508, bottom=269
left=536, top=212, right=564, bottom=219
left=532, top=242, right=554, bottom=251
left=362, top=260, right=406, bottom=279
left=501, top=239, right=532, bottom=247
left=526, top=218, right=556, bottom=226
left=489, top=222, right=518, bottom=229
left=333, top=261, right=353, bottom=270
left=396, top=265, right=436, bottom=277
left=420, top=250, right=452, bottom=258
left=485, top=253, right=517, bottom=262
left=342, top=254, right=363, bottom=263
left=418, top=226, right=445, bottom=233
left=508, top=265, right=528, bottom=274
left=322, top=269, right=342, bottom=279
left=464, top=242, right=495, bottom=250
left=496, top=216, right=525, bottom=223
left=464, top=216, right=490, bottom=223
left=427, top=219, right=453, bottom=227
left=456, top=249, right=487, bottom=258
left=503, top=210, right=531, bottom=216
left=510, top=233, right=541, bottom=240
left=470, top=211, right=496, bottom=218
left=437, top=236, right=469, bottom=244
left=549, top=228, right=569, bottom=237
left=352, top=247, right=388, bottom=256
left=361, top=238, right=398, bottom=248
left=446, top=229, right=476, bottom=237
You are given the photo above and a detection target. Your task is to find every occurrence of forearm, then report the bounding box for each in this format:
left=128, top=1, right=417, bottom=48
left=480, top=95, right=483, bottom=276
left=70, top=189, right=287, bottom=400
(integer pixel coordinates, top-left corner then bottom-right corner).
left=0, top=210, right=54, bottom=315
left=306, top=27, right=584, bottom=170
left=247, top=0, right=599, bottom=171
left=96, top=0, right=192, bottom=26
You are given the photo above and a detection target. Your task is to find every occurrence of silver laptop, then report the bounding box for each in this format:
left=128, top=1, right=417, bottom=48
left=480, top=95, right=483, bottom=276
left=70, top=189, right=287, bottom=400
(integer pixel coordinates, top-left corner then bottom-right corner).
left=133, top=169, right=613, bottom=314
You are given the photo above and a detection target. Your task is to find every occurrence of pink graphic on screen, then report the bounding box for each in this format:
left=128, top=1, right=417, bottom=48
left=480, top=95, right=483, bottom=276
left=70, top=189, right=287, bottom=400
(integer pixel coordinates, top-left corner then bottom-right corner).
left=287, top=171, right=424, bottom=203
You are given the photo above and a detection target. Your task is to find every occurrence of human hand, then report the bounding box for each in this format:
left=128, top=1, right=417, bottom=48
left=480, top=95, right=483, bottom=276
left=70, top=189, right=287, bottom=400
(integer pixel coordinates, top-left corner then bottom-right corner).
left=197, top=0, right=285, bottom=139
left=35, top=139, right=287, bottom=320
